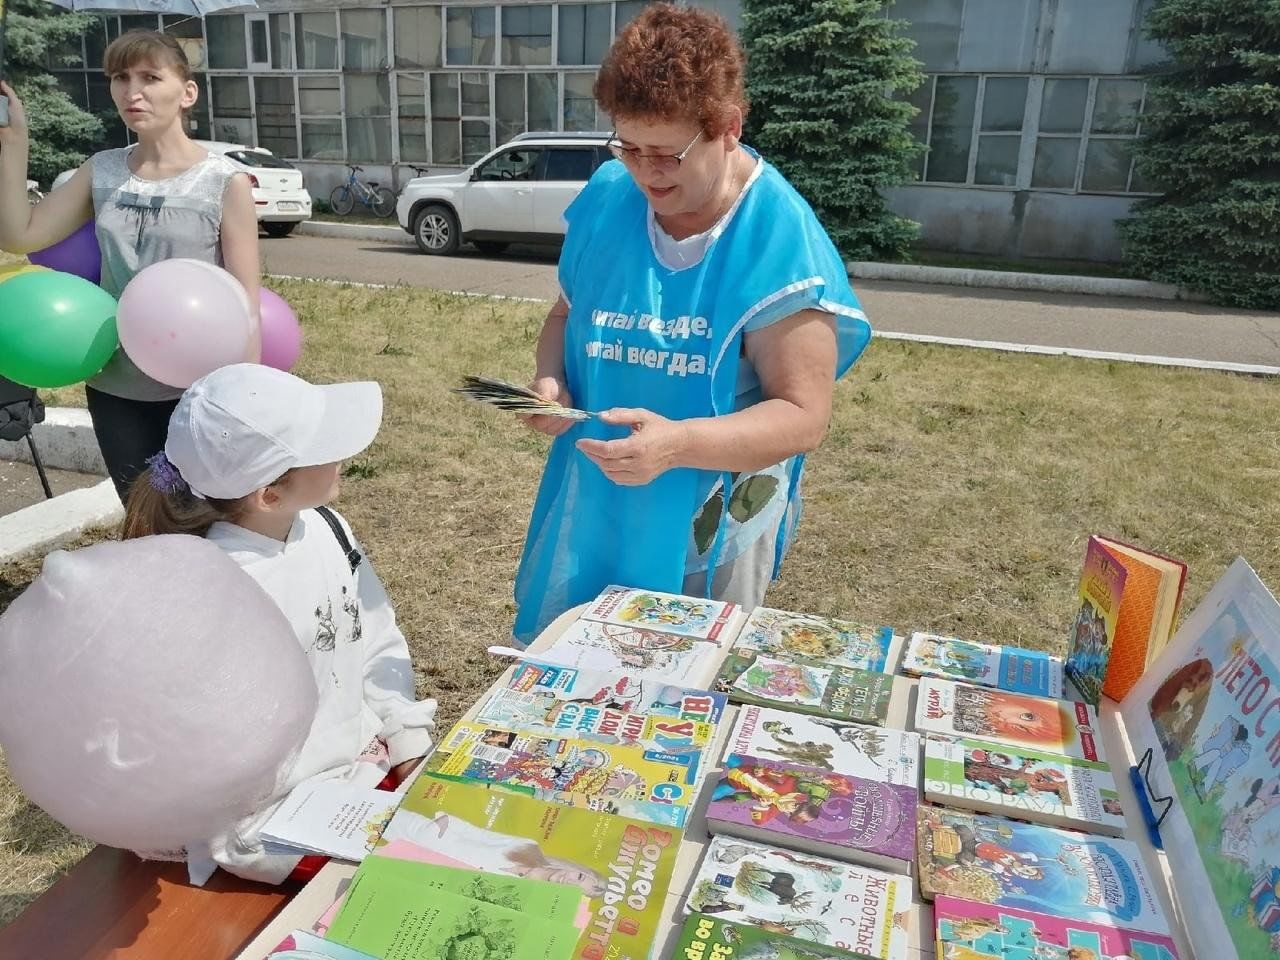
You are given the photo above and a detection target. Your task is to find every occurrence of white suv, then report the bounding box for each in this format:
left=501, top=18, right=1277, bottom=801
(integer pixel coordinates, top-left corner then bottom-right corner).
left=395, top=132, right=611, bottom=256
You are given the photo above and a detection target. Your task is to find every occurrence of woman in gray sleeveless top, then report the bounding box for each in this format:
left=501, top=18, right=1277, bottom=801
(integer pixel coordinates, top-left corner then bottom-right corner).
left=0, top=31, right=259, bottom=501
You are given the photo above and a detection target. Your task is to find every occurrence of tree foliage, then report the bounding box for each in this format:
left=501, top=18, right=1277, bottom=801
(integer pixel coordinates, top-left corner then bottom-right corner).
left=741, top=0, right=924, bottom=261
left=1118, top=0, right=1280, bottom=308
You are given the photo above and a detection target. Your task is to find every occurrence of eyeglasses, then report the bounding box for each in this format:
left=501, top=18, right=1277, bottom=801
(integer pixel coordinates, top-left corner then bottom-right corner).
left=606, top=130, right=703, bottom=174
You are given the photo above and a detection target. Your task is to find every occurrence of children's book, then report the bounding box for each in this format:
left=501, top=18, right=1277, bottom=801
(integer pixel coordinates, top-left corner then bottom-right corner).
left=267, top=930, right=380, bottom=960
left=327, top=856, right=580, bottom=960
left=259, top=781, right=400, bottom=861
left=581, top=584, right=738, bottom=642
left=902, top=632, right=1064, bottom=699
left=732, top=607, right=895, bottom=672
left=684, top=836, right=913, bottom=960
left=915, top=806, right=1169, bottom=935
left=913, top=678, right=1106, bottom=763
left=706, top=753, right=917, bottom=873
left=498, top=659, right=726, bottom=723
left=382, top=773, right=681, bottom=960
left=535, top=619, right=723, bottom=687
left=426, top=721, right=699, bottom=827
left=1119, top=557, right=1280, bottom=960
left=727, top=705, right=921, bottom=787
left=675, top=913, right=874, bottom=960
left=922, top=735, right=1126, bottom=836
left=712, top=652, right=893, bottom=725
left=1065, top=535, right=1187, bottom=705
left=933, top=895, right=1182, bottom=960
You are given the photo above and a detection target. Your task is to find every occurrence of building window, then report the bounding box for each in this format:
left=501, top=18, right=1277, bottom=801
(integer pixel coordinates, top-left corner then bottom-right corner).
left=119, top=14, right=159, bottom=33
left=1032, top=76, right=1148, bottom=193
left=558, top=3, right=611, bottom=66
left=563, top=72, right=602, bottom=131
left=210, top=75, right=252, bottom=144
left=346, top=74, right=392, bottom=162
left=462, top=73, right=492, bottom=161
left=342, top=10, right=387, bottom=71
left=398, top=73, right=428, bottom=161
left=529, top=72, right=558, bottom=132
left=430, top=72, right=462, bottom=164
left=446, top=7, right=496, bottom=66
left=270, top=14, right=294, bottom=71
left=247, top=15, right=270, bottom=69
left=207, top=15, right=248, bottom=70
left=299, top=74, right=342, bottom=159
left=255, top=77, right=297, bottom=158
left=395, top=8, right=442, bottom=69
left=296, top=12, right=339, bottom=71
left=495, top=73, right=525, bottom=145
left=924, top=75, right=976, bottom=183
left=501, top=4, right=552, bottom=65
left=614, top=0, right=647, bottom=34
left=85, top=17, right=119, bottom=72
left=973, top=76, right=1026, bottom=186
left=188, top=76, right=212, bottom=139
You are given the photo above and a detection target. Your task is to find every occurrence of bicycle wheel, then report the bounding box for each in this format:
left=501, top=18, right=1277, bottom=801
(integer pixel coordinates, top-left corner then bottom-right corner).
left=329, top=184, right=355, bottom=216
left=372, top=186, right=397, bottom=219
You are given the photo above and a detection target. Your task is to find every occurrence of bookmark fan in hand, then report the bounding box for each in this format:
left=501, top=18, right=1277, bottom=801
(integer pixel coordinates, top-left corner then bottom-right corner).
left=454, top=376, right=592, bottom=421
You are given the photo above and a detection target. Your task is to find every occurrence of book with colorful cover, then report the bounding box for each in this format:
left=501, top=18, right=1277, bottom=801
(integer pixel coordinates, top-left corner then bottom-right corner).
left=727, top=705, right=920, bottom=787
left=902, top=632, right=1064, bottom=699
left=1067, top=535, right=1187, bottom=704
left=383, top=773, right=680, bottom=960
left=732, top=607, right=895, bottom=672
left=499, top=659, right=726, bottom=723
left=267, top=930, right=380, bottom=960
left=1119, top=557, right=1280, bottom=960
left=922, top=735, right=1126, bottom=836
left=915, top=806, right=1169, bottom=935
left=327, top=856, right=580, bottom=960
left=536, top=619, right=722, bottom=687
left=712, top=651, right=893, bottom=725
left=426, top=721, right=699, bottom=827
left=933, top=895, right=1181, bottom=960
left=675, top=913, right=874, bottom=960
left=259, top=781, right=400, bottom=861
left=581, top=585, right=738, bottom=642
left=706, top=753, right=917, bottom=873
left=684, top=836, right=913, bottom=960
left=913, top=678, right=1105, bottom=763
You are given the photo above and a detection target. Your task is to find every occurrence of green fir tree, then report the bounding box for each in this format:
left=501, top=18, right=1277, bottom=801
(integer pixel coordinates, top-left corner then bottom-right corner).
left=1118, top=0, right=1280, bottom=308
left=3, top=0, right=103, bottom=186
left=741, top=0, right=924, bottom=261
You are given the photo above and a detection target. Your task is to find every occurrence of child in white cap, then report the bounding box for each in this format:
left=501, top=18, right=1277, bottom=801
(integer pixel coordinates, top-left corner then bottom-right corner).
left=122, top=363, right=437, bottom=885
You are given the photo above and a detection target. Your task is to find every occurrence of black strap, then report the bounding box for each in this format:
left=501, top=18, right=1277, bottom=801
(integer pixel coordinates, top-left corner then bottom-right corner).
left=314, top=505, right=362, bottom=573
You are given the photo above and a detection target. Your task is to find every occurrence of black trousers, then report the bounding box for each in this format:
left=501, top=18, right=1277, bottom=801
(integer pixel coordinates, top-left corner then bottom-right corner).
left=85, top=386, right=180, bottom=503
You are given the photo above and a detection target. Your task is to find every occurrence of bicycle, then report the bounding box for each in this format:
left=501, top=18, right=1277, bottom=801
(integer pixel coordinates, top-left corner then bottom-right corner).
left=329, top=164, right=396, bottom=218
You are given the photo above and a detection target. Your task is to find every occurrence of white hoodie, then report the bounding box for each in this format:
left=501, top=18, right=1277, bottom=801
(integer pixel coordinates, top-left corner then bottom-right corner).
left=186, top=508, right=437, bottom=884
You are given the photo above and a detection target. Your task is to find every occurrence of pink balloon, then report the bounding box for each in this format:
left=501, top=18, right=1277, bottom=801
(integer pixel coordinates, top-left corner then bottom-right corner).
left=117, top=259, right=257, bottom=388
left=259, top=287, right=303, bottom=371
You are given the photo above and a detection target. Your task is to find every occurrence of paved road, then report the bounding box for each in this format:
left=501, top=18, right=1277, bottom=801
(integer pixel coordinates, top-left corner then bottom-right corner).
left=260, top=234, right=1280, bottom=369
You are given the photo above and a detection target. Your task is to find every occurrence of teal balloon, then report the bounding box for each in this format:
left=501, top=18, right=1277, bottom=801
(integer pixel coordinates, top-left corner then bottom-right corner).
left=0, top=271, right=119, bottom=388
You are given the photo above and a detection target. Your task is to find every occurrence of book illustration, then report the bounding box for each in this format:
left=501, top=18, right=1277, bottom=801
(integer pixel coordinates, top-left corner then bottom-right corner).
left=267, top=930, right=381, bottom=959
left=260, top=782, right=400, bottom=861
left=1065, top=538, right=1129, bottom=707
left=915, top=678, right=1104, bottom=763
left=903, top=632, right=1064, bottom=699
left=386, top=774, right=680, bottom=960
left=427, top=722, right=698, bottom=827
left=915, top=806, right=1168, bottom=935
left=685, top=836, right=912, bottom=959
left=454, top=375, right=593, bottom=421
left=537, top=619, right=719, bottom=686
left=728, top=705, right=920, bottom=787
left=707, top=753, right=916, bottom=866
left=933, top=895, right=1181, bottom=960
left=676, top=913, right=873, bottom=960
left=1121, top=557, right=1280, bottom=960
left=712, top=652, right=892, bottom=725
left=923, top=736, right=1125, bottom=836
left=582, top=585, right=737, bottom=641
left=734, top=607, right=894, bottom=672
left=502, top=660, right=725, bottom=723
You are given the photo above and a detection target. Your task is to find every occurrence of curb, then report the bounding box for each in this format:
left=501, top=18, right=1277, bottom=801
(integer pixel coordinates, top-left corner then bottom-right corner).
left=296, top=220, right=1201, bottom=302
left=0, top=407, right=106, bottom=474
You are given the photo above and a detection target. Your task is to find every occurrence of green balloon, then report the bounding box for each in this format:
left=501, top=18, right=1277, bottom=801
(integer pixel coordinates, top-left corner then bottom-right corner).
left=0, top=270, right=119, bottom=388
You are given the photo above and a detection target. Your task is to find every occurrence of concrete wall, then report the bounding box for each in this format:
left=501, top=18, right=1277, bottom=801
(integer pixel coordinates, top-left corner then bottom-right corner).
left=884, top=185, right=1138, bottom=262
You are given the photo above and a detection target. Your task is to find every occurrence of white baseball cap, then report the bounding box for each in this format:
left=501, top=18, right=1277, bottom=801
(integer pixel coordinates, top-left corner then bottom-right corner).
left=166, top=363, right=383, bottom=500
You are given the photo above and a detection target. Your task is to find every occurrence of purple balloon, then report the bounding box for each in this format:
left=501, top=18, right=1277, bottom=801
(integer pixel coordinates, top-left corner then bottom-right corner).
left=259, top=287, right=303, bottom=371
left=28, top=220, right=101, bottom=285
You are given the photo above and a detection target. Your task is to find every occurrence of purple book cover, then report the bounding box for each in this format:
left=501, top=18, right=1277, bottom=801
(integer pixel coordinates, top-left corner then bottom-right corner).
left=707, top=753, right=917, bottom=863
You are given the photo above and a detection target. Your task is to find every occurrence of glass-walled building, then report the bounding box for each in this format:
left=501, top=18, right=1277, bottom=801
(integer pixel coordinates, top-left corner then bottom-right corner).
left=49, top=0, right=1162, bottom=261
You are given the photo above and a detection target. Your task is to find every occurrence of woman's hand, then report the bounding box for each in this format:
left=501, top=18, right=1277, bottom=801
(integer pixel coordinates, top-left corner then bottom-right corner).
left=0, top=81, right=28, bottom=142
left=576, top=408, right=690, bottom=485
left=521, top=376, right=577, bottom=437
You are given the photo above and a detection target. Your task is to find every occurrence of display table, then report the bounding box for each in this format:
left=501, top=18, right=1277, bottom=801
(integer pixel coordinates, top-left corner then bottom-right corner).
left=235, top=608, right=1196, bottom=960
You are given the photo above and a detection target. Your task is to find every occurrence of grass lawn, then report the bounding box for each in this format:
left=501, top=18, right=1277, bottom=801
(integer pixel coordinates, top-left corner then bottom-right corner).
left=2, top=273, right=1279, bottom=927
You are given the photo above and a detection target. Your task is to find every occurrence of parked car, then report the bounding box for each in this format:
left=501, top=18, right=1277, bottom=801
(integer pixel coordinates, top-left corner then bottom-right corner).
left=396, top=132, right=612, bottom=255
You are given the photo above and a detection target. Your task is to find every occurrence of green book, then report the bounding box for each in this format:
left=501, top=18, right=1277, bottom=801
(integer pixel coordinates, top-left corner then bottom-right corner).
left=674, top=914, right=874, bottom=960
left=328, top=857, right=580, bottom=960
left=712, top=651, right=892, bottom=725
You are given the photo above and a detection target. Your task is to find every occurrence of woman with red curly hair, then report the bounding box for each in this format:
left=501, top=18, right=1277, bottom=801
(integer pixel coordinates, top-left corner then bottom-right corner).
left=513, top=4, right=871, bottom=643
